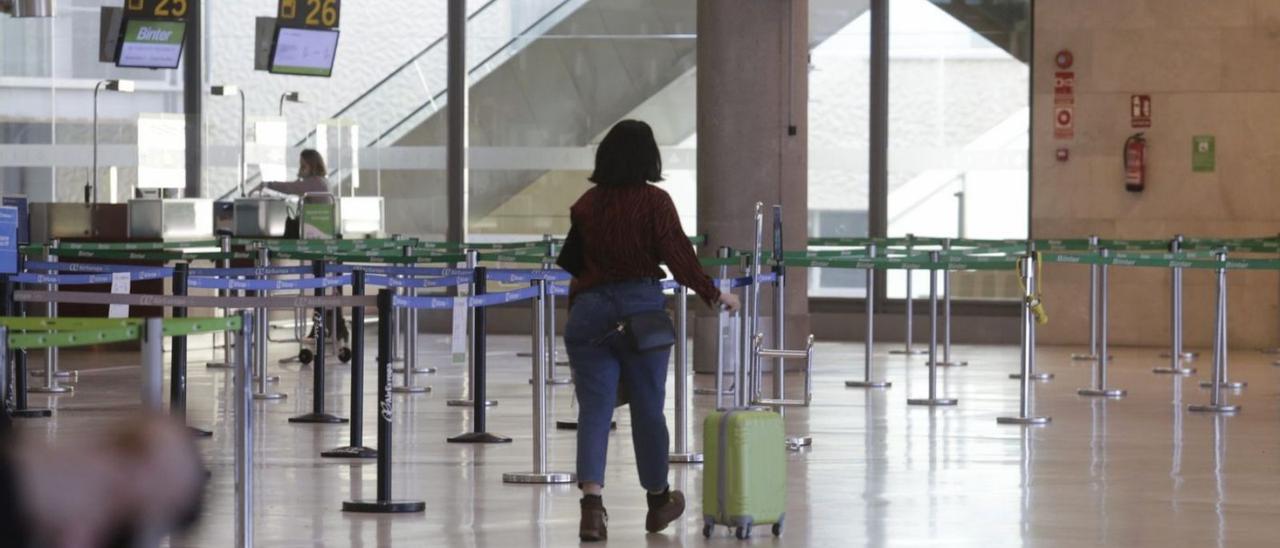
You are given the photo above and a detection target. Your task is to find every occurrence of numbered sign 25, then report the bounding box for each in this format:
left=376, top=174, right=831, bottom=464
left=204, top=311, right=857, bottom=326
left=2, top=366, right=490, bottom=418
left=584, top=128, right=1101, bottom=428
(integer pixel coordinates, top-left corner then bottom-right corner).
left=279, top=0, right=340, bottom=28
left=125, top=0, right=189, bottom=19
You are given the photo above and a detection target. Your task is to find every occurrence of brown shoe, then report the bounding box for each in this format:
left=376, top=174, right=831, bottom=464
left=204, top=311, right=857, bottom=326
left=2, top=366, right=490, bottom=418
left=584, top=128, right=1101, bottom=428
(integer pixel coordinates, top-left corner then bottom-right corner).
left=645, top=488, right=685, bottom=533
left=580, top=495, right=608, bottom=542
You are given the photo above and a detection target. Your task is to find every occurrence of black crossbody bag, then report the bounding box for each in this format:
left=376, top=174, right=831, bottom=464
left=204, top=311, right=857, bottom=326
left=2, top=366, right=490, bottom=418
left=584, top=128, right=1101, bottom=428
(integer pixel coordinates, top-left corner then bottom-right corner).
left=558, top=223, right=676, bottom=352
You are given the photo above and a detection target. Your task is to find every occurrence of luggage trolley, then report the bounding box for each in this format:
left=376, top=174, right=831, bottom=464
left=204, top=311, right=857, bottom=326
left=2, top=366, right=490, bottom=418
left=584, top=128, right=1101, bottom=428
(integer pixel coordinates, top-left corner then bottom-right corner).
left=295, top=192, right=350, bottom=365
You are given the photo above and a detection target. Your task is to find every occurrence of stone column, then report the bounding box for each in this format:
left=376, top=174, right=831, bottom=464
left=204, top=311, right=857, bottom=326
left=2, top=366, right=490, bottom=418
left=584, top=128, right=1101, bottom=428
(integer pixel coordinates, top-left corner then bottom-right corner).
left=694, top=0, right=810, bottom=373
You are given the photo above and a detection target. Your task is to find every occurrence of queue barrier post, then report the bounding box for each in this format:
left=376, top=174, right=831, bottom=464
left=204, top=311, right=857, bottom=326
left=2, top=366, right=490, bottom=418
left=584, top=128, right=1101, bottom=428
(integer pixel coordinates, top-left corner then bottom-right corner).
left=234, top=310, right=255, bottom=547
left=251, top=245, right=286, bottom=401
left=890, top=233, right=927, bottom=356
left=1078, top=249, right=1126, bottom=398
left=696, top=246, right=737, bottom=400
left=526, top=235, right=571, bottom=385
left=907, top=252, right=958, bottom=407
left=323, top=269, right=377, bottom=458
left=503, top=278, right=575, bottom=484
left=669, top=284, right=703, bottom=463
left=141, top=317, right=164, bottom=410
left=171, top=263, right=212, bottom=436
left=393, top=244, right=435, bottom=379
left=30, top=238, right=73, bottom=393
left=343, top=289, right=427, bottom=513
left=1155, top=235, right=1196, bottom=375
left=1200, top=249, right=1246, bottom=391
left=0, top=326, right=7, bottom=417
left=1191, top=251, right=1241, bottom=413
left=208, top=234, right=234, bottom=369
left=448, top=249, right=495, bottom=408
left=448, top=266, right=512, bottom=444
left=999, top=254, right=1051, bottom=426
left=847, top=243, right=891, bottom=389
left=290, top=259, right=348, bottom=423
left=4, top=263, right=51, bottom=418
left=1009, top=242, right=1053, bottom=382
left=1071, top=235, right=1105, bottom=362
left=931, top=239, right=967, bottom=367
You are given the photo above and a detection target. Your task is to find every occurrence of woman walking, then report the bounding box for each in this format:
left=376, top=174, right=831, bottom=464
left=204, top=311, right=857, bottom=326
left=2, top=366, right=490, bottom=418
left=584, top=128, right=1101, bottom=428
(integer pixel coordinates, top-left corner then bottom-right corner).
left=559, top=120, right=739, bottom=541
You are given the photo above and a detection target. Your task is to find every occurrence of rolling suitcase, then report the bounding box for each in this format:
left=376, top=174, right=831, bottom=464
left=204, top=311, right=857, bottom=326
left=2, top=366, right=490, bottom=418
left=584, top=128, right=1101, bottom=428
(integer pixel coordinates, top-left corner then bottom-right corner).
left=702, top=409, right=787, bottom=539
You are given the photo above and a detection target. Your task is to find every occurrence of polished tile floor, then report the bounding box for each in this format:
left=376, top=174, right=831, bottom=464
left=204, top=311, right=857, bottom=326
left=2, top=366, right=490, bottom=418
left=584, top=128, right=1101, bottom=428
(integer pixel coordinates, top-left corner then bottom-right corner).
left=13, top=333, right=1279, bottom=547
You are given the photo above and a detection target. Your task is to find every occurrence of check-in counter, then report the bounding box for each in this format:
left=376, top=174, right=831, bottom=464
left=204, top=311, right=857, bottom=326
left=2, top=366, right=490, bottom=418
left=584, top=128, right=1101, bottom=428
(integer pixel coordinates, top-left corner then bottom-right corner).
left=233, top=197, right=290, bottom=238
left=127, top=198, right=214, bottom=241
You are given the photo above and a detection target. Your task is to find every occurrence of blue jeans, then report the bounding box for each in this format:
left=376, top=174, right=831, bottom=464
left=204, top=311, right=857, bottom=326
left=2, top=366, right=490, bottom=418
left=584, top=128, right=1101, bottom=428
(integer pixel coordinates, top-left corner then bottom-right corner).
left=565, top=280, right=671, bottom=491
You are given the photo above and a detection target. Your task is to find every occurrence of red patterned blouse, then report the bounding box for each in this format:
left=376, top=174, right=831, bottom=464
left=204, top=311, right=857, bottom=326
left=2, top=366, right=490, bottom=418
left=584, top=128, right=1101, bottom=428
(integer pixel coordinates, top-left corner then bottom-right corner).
left=567, top=184, right=720, bottom=305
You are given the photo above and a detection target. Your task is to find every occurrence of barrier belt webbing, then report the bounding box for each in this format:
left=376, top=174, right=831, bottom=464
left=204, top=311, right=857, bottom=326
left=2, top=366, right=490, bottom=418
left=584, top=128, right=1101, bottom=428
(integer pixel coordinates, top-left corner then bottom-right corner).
left=13, top=290, right=377, bottom=309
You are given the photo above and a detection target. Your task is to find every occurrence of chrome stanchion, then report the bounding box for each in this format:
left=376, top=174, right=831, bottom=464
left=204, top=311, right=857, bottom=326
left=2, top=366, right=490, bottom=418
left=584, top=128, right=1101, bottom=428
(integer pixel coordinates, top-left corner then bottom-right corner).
left=141, top=317, right=164, bottom=410
left=30, top=239, right=72, bottom=393
left=343, top=290, right=427, bottom=513
left=392, top=247, right=431, bottom=394
left=1071, top=235, right=1103, bottom=361
left=504, top=279, right=575, bottom=484
left=891, top=234, right=926, bottom=356
left=1010, top=243, right=1052, bottom=382
left=1078, top=249, right=1126, bottom=398
left=1191, top=251, right=1240, bottom=414
left=448, top=249, right=495, bottom=407
left=393, top=245, right=435, bottom=377
left=908, top=252, right=957, bottom=407
left=1201, top=250, right=1245, bottom=391
left=208, top=235, right=234, bottom=369
left=999, top=254, right=1051, bottom=425
left=1155, top=235, right=1196, bottom=375
left=931, top=239, right=967, bottom=367
left=696, top=246, right=736, bottom=399
left=252, top=246, right=285, bottom=401
left=669, top=285, right=703, bottom=463
left=847, top=243, right=891, bottom=389
left=541, top=237, right=570, bottom=384
left=737, top=203, right=765, bottom=408
left=234, top=310, right=255, bottom=547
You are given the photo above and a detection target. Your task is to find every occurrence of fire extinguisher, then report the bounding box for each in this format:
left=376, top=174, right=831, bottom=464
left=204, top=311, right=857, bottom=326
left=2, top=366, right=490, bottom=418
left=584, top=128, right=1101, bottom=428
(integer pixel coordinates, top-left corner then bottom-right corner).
left=1124, top=133, right=1146, bottom=192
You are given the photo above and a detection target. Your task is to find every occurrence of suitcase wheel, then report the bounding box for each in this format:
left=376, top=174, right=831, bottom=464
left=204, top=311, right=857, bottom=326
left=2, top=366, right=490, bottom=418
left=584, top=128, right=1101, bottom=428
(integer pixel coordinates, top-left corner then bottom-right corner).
left=299, top=348, right=314, bottom=365
left=702, top=524, right=713, bottom=538
left=337, top=347, right=352, bottom=363
left=772, top=522, right=783, bottom=537
left=735, top=526, right=751, bottom=540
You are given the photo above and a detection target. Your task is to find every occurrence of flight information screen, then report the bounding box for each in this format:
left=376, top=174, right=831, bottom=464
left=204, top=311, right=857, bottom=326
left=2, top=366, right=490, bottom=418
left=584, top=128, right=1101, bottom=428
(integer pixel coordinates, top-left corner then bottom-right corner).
left=270, top=27, right=340, bottom=77
left=117, top=19, right=187, bottom=69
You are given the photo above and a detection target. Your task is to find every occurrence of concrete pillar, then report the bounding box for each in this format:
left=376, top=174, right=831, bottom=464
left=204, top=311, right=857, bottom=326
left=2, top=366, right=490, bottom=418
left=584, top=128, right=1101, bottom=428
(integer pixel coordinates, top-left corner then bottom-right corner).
left=694, top=0, right=809, bottom=373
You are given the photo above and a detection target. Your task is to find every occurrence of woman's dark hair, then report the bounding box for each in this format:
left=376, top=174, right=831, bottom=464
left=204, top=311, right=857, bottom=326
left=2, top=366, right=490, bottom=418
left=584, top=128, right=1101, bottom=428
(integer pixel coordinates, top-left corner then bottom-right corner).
left=589, top=120, right=663, bottom=186
left=299, top=149, right=327, bottom=178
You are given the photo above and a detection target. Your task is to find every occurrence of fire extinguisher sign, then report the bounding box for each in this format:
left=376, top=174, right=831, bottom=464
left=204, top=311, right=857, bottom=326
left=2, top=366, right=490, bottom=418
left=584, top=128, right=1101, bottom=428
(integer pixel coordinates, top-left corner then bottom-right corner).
left=1131, top=95, right=1152, bottom=128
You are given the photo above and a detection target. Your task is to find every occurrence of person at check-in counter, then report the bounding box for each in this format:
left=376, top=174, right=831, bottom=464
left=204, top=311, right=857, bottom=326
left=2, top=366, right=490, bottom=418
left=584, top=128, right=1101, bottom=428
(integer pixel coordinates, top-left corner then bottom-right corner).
left=249, top=148, right=348, bottom=342
left=251, top=148, right=332, bottom=197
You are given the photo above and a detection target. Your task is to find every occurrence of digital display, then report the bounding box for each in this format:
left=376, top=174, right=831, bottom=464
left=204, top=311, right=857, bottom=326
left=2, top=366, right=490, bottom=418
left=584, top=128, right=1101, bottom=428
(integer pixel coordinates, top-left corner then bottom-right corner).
left=269, top=27, right=340, bottom=77
left=116, top=19, right=187, bottom=69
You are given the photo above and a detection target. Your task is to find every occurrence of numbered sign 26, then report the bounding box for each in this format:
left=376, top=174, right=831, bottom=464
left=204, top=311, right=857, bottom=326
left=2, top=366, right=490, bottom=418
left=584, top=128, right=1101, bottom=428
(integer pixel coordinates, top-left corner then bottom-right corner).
left=278, top=0, right=340, bottom=28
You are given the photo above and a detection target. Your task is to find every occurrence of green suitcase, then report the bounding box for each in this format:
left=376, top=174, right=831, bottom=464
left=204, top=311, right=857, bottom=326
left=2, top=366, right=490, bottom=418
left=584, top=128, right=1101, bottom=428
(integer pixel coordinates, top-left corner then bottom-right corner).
left=701, top=409, right=787, bottom=539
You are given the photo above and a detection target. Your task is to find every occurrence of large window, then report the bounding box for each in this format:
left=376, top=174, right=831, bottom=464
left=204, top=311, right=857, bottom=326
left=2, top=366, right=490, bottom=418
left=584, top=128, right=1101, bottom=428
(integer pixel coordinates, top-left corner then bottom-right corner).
left=886, top=0, right=1030, bottom=300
